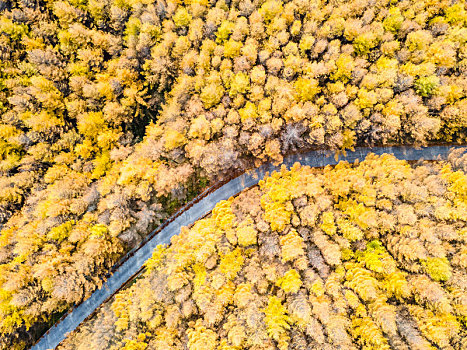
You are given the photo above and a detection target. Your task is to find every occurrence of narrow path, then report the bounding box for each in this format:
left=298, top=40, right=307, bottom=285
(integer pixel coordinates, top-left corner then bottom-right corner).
left=31, top=145, right=464, bottom=350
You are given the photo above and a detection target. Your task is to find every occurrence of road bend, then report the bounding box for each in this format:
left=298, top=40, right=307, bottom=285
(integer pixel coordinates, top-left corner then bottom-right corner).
left=31, top=145, right=465, bottom=350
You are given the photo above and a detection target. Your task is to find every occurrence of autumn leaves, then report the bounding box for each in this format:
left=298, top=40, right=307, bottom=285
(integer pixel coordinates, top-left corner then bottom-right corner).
left=59, top=154, right=466, bottom=350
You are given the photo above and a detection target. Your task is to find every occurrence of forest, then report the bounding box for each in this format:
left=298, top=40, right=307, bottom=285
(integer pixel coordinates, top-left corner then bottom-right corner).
left=0, top=0, right=466, bottom=348
left=58, top=154, right=467, bottom=350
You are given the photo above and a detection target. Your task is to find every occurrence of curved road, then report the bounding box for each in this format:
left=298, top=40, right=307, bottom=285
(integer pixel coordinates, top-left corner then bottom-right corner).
left=31, top=145, right=465, bottom=350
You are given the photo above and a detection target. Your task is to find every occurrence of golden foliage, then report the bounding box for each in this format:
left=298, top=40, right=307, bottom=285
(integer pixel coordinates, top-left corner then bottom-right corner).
left=58, top=156, right=467, bottom=350
left=2, top=0, right=466, bottom=342
left=263, top=296, right=291, bottom=345
left=236, top=220, right=257, bottom=247
left=187, top=320, right=218, bottom=350
left=280, top=229, right=305, bottom=263
left=276, top=269, right=302, bottom=294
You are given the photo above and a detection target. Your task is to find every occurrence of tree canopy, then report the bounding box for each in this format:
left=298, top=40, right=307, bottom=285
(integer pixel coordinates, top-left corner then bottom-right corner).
left=59, top=154, right=466, bottom=350
left=0, top=0, right=466, bottom=347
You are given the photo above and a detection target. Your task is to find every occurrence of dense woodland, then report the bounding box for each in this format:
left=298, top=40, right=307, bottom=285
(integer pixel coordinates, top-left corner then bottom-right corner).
left=58, top=154, right=467, bottom=350
left=0, top=0, right=466, bottom=348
